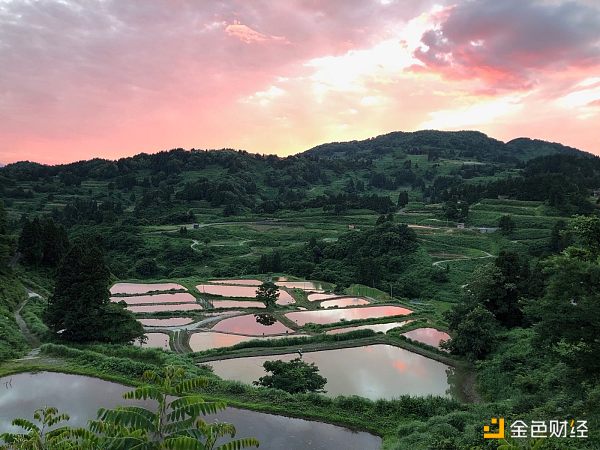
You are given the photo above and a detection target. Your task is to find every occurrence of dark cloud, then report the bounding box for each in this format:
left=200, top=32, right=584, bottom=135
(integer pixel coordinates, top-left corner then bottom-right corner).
left=414, top=0, right=600, bottom=89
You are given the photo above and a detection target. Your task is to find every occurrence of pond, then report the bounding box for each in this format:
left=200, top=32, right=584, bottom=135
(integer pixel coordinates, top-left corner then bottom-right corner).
left=196, top=284, right=295, bottom=305
left=135, top=332, right=170, bottom=350
left=325, top=321, right=412, bottom=335
left=210, top=300, right=266, bottom=309
left=307, top=293, right=339, bottom=301
left=275, top=281, right=325, bottom=291
left=0, top=372, right=381, bottom=450
left=209, top=279, right=263, bottom=286
left=189, top=332, right=309, bottom=352
left=320, top=297, right=370, bottom=308
left=138, top=317, right=194, bottom=327
left=402, top=328, right=451, bottom=349
left=110, top=283, right=186, bottom=295
left=285, top=305, right=412, bottom=326
left=208, top=344, right=456, bottom=400
left=211, top=314, right=294, bottom=335
left=111, top=292, right=197, bottom=305
left=128, top=303, right=203, bottom=313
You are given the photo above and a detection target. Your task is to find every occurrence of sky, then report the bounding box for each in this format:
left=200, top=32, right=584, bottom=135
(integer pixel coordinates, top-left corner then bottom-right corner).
left=0, top=0, right=599, bottom=164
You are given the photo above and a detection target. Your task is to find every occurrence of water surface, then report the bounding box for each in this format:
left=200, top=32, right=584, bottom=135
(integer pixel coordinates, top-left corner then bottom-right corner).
left=189, top=332, right=309, bottom=352
left=209, top=344, right=453, bottom=399
left=211, top=314, right=294, bottom=335
left=320, top=297, right=370, bottom=308
left=285, top=305, right=412, bottom=326
left=196, top=284, right=295, bottom=305
left=111, top=292, right=196, bottom=305
left=325, top=321, right=412, bottom=335
left=0, top=372, right=381, bottom=450
left=209, top=279, right=263, bottom=286
left=307, top=293, right=339, bottom=301
left=135, top=332, right=170, bottom=350
left=138, top=317, right=194, bottom=327
left=402, top=328, right=451, bottom=348
left=210, top=300, right=266, bottom=309
left=275, top=281, right=324, bottom=291
left=110, top=283, right=186, bottom=295
left=128, top=303, right=203, bottom=313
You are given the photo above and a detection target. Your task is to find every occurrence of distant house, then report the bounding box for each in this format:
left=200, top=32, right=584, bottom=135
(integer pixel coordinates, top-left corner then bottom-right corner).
left=478, top=227, right=498, bottom=234
left=193, top=223, right=199, bottom=229
left=348, top=224, right=356, bottom=230
left=456, top=223, right=465, bottom=229
left=497, top=195, right=509, bottom=200
left=593, top=189, right=600, bottom=198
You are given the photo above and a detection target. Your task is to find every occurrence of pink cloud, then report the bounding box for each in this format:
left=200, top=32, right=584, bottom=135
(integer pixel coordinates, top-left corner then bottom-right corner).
left=225, top=20, right=287, bottom=44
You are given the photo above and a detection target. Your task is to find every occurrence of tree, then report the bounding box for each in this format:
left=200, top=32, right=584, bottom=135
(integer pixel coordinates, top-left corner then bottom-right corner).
left=442, top=305, right=499, bottom=359
left=254, top=358, right=327, bottom=394
left=18, top=218, right=44, bottom=265
left=397, top=191, right=409, bottom=208
left=44, top=241, right=144, bottom=343
left=0, top=201, right=13, bottom=269
left=498, top=215, right=516, bottom=234
left=255, top=281, right=279, bottom=309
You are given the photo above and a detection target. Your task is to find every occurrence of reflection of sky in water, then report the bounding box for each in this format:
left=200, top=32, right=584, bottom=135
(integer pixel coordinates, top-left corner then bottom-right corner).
left=0, top=372, right=380, bottom=450
left=307, top=293, right=339, bottom=301
left=196, top=285, right=295, bottom=305
left=325, top=321, right=412, bottom=335
left=211, top=314, right=293, bottom=335
left=189, top=332, right=309, bottom=351
left=111, top=292, right=196, bottom=305
left=320, top=297, right=369, bottom=308
left=210, top=300, right=266, bottom=309
left=209, top=279, right=263, bottom=286
left=275, top=281, right=324, bottom=291
left=110, top=283, right=185, bottom=295
left=138, top=317, right=193, bottom=326
left=402, top=328, right=451, bottom=348
left=127, top=303, right=203, bottom=313
left=285, top=306, right=412, bottom=325
left=209, top=344, right=451, bottom=399
left=135, top=332, right=170, bottom=350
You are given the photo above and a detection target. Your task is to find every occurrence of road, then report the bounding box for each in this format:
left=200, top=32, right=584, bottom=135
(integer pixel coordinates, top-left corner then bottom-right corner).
left=13, top=289, right=42, bottom=359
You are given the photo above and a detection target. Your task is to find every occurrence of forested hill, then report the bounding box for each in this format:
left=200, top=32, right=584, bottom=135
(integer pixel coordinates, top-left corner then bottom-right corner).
left=0, top=130, right=598, bottom=225
left=302, top=130, right=586, bottom=162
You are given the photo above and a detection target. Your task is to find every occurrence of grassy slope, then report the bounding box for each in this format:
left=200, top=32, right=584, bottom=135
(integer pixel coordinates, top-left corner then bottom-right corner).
left=0, top=272, right=29, bottom=361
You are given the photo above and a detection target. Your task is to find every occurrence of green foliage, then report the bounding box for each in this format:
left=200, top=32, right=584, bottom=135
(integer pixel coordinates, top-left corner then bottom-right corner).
left=0, top=273, right=28, bottom=361
left=18, top=217, right=69, bottom=267
left=45, top=240, right=144, bottom=343
left=255, top=281, right=279, bottom=308
left=498, top=215, right=516, bottom=235
left=443, top=305, right=498, bottom=359
left=254, top=358, right=327, bottom=394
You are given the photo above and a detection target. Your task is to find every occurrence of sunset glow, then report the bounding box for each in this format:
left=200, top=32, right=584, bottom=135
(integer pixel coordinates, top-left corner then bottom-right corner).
left=0, top=0, right=599, bottom=164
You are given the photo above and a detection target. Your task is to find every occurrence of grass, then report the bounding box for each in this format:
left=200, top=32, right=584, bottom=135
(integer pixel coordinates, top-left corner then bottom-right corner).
left=0, top=272, right=29, bottom=362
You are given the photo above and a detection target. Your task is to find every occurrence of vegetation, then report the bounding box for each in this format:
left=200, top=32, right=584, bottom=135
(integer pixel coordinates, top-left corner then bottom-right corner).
left=254, top=358, right=327, bottom=394
left=2, top=132, right=600, bottom=449
left=45, top=241, right=144, bottom=344
left=255, top=281, right=279, bottom=309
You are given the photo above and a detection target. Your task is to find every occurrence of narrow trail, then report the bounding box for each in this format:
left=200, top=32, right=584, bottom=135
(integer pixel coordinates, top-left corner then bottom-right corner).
left=432, top=250, right=494, bottom=267
left=13, top=289, right=42, bottom=359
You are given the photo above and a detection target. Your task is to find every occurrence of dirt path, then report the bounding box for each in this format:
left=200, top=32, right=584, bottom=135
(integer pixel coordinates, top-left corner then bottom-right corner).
left=432, top=250, right=494, bottom=267
left=13, top=289, right=42, bottom=359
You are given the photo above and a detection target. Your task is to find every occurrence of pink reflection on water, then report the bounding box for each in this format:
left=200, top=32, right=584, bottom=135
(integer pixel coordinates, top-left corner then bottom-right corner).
left=275, top=281, right=324, bottom=291
left=208, top=279, right=263, bottom=286
left=111, top=293, right=196, bottom=305
left=402, top=328, right=450, bottom=349
left=211, top=300, right=266, bottom=309
left=211, top=314, right=294, bottom=335
left=325, top=321, right=412, bottom=335
left=135, top=332, right=170, bottom=350
left=196, top=284, right=295, bottom=305
left=320, top=297, right=369, bottom=308
left=285, top=306, right=412, bottom=326
left=110, top=283, right=185, bottom=295
left=138, top=317, right=193, bottom=326
left=307, top=293, right=339, bottom=301
left=128, top=303, right=203, bottom=313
